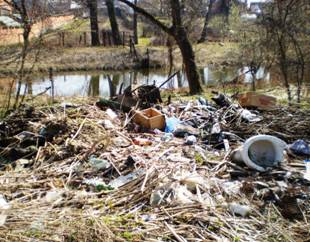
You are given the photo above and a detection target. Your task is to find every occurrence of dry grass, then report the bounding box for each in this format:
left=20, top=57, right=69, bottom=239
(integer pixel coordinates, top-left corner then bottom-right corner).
left=0, top=42, right=238, bottom=76
left=0, top=97, right=309, bottom=242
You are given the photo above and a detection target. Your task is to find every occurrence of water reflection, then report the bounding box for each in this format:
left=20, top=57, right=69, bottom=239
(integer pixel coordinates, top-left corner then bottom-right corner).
left=88, top=75, right=100, bottom=97
left=6, top=65, right=306, bottom=98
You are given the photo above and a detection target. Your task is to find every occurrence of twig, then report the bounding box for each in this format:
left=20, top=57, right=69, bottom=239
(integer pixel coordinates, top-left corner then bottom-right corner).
left=164, top=221, right=187, bottom=242
left=70, top=118, right=87, bottom=143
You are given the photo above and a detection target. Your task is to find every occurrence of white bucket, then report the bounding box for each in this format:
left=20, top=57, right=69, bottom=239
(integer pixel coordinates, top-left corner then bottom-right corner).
left=232, top=135, right=287, bottom=172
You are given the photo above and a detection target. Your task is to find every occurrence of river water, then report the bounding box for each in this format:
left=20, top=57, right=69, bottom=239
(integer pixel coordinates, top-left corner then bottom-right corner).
left=1, top=65, right=309, bottom=98
left=12, top=66, right=276, bottom=97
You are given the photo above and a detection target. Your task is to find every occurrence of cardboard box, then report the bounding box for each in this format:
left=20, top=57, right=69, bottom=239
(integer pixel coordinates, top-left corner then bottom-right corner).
left=133, top=108, right=166, bottom=130
left=238, top=92, right=277, bottom=110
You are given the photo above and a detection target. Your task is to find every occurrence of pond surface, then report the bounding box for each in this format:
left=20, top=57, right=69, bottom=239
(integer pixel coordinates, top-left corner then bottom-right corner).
left=12, top=66, right=276, bottom=97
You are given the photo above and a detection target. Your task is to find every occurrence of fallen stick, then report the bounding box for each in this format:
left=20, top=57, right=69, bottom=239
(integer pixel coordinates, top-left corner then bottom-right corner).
left=26, top=87, right=51, bottom=101
left=164, top=221, right=187, bottom=242
left=70, top=118, right=87, bottom=143
left=107, top=156, right=122, bottom=176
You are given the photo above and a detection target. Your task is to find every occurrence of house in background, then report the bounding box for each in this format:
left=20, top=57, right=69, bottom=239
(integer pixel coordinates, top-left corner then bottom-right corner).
left=0, top=0, right=13, bottom=16
left=0, top=15, right=21, bottom=28
left=238, top=0, right=272, bottom=14
left=239, top=0, right=272, bottom=21
left=70, top=0, right=131, bottom=18
left=0, top=0, right=73, bottom=16
left=45, top=0, right=72, bottom=14
left=249, top=1, right=267, bottom=15
left=0, top=0, right=21, bottom=29
left=0, top=0, right=74, bottom=45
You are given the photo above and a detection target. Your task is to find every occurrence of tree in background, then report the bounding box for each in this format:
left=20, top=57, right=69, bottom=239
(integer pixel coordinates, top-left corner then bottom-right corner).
left=133, top=0, right=138, bottom=44
left=87, top=0, right=100, bottom=46
left=198, top=0, right=215, bottom=43
left=219, top=0, right=231, bottom=23
left=2, top=0, right=45, bottom=110
left=259, top=0, right=309, bottom=104
left=119, top=0, right=202, bottom=94
left=229, top=2, right=269, bottom=91
left=105, top=0, right=122, bottom=45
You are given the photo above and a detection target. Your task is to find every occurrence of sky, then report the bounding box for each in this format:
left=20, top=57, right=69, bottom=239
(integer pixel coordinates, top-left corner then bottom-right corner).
left=239, top=0, right=270, bottom=8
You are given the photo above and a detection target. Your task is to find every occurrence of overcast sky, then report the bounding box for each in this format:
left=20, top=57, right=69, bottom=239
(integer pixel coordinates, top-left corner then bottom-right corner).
left=239, top=0, right=270, bottom=8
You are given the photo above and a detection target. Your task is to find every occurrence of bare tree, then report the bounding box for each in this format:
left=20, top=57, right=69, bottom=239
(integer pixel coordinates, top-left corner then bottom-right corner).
left=219, top=0, right=230, bottom=23
left=198, top=0, right=215, bottom=43
left=106, top=0, right=122, bottom=45
left=260, top=0, right=309, bottom=104
left=133, top=0, right=138, bottom=44
left=87, top=0, right=100, bottom=46
left=3, top=0, right=45, bottom=109
left=119, top=0, right=202, bottom=94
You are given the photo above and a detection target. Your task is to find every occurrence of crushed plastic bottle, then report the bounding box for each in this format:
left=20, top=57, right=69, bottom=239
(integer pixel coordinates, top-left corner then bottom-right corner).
left=89, top=156, right=111, bottom=171
left=84, top=178, right=114, bottom=191
left=109, top=169, right=144, bottom=189
left=161, top=133, right=173, bottom=142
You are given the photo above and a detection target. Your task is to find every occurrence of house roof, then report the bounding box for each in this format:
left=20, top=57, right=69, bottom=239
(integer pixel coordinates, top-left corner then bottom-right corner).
left=70, top=1, right=82, bottom=10
left=70, top=0, right=130, bottom=11
left=0, top=15, right=21, bottom=27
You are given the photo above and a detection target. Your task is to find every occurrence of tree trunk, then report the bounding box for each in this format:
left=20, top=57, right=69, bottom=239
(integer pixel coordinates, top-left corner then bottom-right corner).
left=176, top=71, right=182, bottom=88
left=281, top=66, right=292, bottom=104
left=87, top=0, right=100, bottom=46
left=251, top=74, right=256, bottom=91
left=106, top=0, right=122, bottom=45
left=167, top=37, right=174, bottom=76
left=133, top=0, right=138, bottom=44
left=199, top=68, right=206, bottom=85
left=88, top=75, right=100, bottom=96
left=119, top=0, right=202, bottom=94
left=14, top=1, right=31, bottom=109
left=170, top=0, right=202, bottom=94
left=198, top=0, right=214, bottom=43
left=220, top=0, right=230, bottom=23
left=175, top=36, right=202, bottom=94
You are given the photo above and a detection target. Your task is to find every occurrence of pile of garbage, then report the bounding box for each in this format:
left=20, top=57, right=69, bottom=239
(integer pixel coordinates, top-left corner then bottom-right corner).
left=0, top=92, right=309, bottom=241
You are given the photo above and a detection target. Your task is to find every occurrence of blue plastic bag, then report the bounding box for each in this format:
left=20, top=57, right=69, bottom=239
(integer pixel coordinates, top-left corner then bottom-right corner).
left=289, top=140, right=310, bottom=156
left=165, top=117, right=180, bottom=133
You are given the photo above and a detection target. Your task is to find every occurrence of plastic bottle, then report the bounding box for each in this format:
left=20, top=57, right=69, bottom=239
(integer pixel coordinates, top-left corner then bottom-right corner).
left=161, top=133, right=173, bottom=142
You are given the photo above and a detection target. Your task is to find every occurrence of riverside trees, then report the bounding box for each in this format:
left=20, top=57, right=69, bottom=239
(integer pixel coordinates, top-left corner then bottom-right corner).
left=119, top=0, right=203, bottom=94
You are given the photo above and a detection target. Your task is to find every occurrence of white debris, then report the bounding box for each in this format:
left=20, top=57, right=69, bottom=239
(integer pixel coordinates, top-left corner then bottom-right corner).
left=240, top=109, right=263, bottom=123
left=45, top=190, right=63, bottom=203
left=106, top=108, right=118, bottom=120
left=0, top=195, right=10, bottom=226
left=104, top=120, right=115, bottom=129
left=229, top=203, right=251, bottom=217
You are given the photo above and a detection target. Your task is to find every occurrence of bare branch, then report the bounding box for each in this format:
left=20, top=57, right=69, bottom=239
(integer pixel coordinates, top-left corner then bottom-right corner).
left=118, top=0, right=173, bottom=35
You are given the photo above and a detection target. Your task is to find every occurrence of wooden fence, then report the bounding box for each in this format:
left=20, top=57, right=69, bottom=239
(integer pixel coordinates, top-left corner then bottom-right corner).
left=53, top=30, right=135, bottom=48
